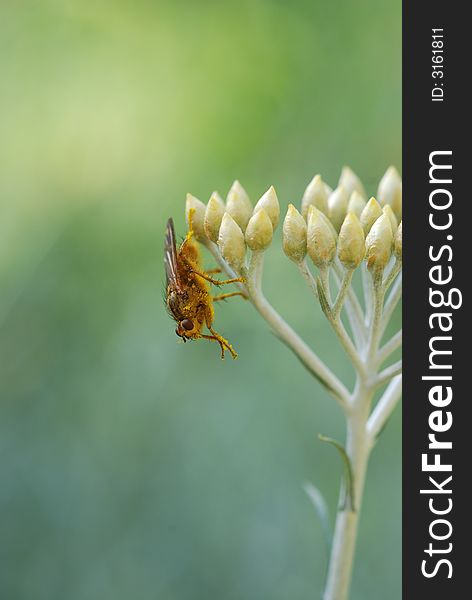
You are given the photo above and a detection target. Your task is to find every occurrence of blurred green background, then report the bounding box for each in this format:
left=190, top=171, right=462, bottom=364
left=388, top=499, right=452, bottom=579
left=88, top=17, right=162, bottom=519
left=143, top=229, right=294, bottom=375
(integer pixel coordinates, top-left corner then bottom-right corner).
left=0, top=1, right=401, bottom=599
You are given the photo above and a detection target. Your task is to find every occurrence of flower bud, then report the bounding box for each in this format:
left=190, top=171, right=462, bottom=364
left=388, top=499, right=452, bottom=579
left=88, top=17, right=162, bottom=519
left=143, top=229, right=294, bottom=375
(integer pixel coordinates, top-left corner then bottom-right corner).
left=226, top=180, right=252, bottom=231
left=283, top=204, right=307, bottom=263
left=307, top=206, right=337, bottom=268
left=328, top=185, right=349, bottom=232
left=382, top=204, right=398, bottom=235
left=204, top=192, right=225, bottom=242
left=245, top=209, right=273, bottom=251
left=253, top=185, right=280, bottom=229
left=338, top=166, right=366, bottom=198
left=377, top=166, right=402, bottom=220
left=338, top=212, right=365, bottom=269
left=324, top=182, right=333, bottom=197
left=365, top=214, right=393, bottom=272
left=217, top=212, right=246, bottom=271
left=347, top=190, right=367, bottom=218
left=210, top=190, right=225, bottom=208
left=301, top=174, right=329, bottom=219
left=394, top=221, right=402, bottom=260
left=185, top=194, right=206, bottom=240
left=360, top=197, right=383, bottom=235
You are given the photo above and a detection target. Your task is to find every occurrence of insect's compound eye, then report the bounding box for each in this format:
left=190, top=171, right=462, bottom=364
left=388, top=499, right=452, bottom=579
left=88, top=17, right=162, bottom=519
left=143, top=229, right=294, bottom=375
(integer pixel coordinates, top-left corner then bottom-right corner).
left=181, top=318, right=194, bottom=331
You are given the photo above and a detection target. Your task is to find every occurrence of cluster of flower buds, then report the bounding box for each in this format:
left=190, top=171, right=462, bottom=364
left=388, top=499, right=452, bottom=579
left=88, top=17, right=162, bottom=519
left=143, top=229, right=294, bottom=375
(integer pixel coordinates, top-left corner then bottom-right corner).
left=185, top=181, right=280, bottom=273
left=184, top=166, right=401, bottom=278
left=283, top=166, right=402, bottom=275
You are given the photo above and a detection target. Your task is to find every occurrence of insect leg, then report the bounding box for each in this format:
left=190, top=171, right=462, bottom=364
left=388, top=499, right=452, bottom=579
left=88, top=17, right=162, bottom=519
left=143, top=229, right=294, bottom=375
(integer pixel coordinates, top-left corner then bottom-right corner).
left=213, top=291, right=248, bottom=302
left=190, top=268, right=245, bottom=287
left=200, top=334, right=227, bottom=359
left=205, top=267, right=222, bottom=274
left=208, top=326, right=238, bottom=359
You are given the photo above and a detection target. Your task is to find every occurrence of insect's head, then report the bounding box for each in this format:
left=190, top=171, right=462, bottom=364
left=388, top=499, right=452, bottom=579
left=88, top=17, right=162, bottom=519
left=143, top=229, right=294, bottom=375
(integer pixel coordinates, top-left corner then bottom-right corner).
left=175, top=318, right=196, bottom=341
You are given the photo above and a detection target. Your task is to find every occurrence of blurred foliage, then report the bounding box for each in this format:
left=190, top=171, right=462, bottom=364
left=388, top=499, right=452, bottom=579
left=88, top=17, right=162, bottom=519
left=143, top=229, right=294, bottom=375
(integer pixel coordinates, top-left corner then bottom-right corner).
left=0, top=1, right=401, bottom=599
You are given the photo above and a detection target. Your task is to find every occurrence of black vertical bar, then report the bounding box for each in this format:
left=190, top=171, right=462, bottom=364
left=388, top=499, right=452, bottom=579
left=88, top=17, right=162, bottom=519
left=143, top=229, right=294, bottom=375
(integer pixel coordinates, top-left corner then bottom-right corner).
left=404, top=3, right=467, bottom=599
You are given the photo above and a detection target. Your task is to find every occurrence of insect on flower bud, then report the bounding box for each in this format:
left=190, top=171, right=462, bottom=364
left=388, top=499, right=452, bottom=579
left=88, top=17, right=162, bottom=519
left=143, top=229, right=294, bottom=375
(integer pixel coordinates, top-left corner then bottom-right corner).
left=301, top=174, right=330, bottom=219
left=307, top=206, right=337, bottom=268
left=226, top=180, right=252, bottom=231
left=338, top=212, right=365, bottom=270
left=204, top=192, right=225, bottom=242
left=347, top=190, right=367, bottom=218
left=365, top=213, right=393, bottom=273
left=283, top=204, right=307, bottom=263
left=338, top=166, right=366, bottom=198
left=217, top=213, right=246, bottom=271
left=382, top=204, right=398, bottom=235
left=185, top=194, right=206, bottom=240
left=253, top=186, right=280, bottom=230
left=328, top=185, right=349, bottom=232
left=360, top=197, right=383, bottom=235
left=377, top=166, right=402, bottom=220
left=394, top=220, right=402, bottom=260
left=245, top=208, right=273, bottom=251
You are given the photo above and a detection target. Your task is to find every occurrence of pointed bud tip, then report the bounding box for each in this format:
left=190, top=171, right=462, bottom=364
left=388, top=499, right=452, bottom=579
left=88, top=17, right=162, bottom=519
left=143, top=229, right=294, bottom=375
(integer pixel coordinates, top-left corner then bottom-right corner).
left=365, top=213, right=393, bottom=272
left=245, top=208, right=274, bottom=251
left=217, top=212, right=246, bottom=270
left=185, top=193, right=206, bottom=239
left=338, top=212, right=365, bottom=269
left=254, top=185, right=280, bottom=229
left=307, top=206, right=337, bottom=267
left=204, top=194, right=225, bottom=242
left=283, top=204, right=307, bottom=262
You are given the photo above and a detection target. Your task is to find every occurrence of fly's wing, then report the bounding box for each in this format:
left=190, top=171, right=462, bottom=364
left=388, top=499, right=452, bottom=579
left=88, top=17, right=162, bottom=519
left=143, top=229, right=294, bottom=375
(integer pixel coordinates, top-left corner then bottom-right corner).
left=164, top=218, right=181, bottom=289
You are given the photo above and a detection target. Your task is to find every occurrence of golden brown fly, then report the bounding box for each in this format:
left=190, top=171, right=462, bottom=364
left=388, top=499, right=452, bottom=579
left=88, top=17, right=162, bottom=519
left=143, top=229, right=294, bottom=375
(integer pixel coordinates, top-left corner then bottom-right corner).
left=164, top=209, right=245, bottom=359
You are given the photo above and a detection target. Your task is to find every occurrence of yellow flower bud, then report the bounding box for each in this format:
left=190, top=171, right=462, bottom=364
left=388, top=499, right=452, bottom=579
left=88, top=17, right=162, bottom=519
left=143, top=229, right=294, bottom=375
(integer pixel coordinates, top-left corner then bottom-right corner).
left=394, top=221, right=402, bottom=260
left=338, top=166, right=366, bottom=198
left=204, top=192, right=225, bottom=242
left=245, top=208, right=273, bottom=251
left=217, top=212, right=246, bottom=271
left=307, top=206, right=337, bottom=268
left=382, top=204, right=398, bottom=235
left=283, top=204, right=307, bottom=263
left=328, top=186, right=349, bottom=232
left=301, top=174, right=329, bottom=219
left=377, top=166, right=402, bottom=220
left=185, top=194, right=206, bottom=240
left=338, top=212, right=365, bottom=269
left=253, top=186, right=280, bottom=230
left=226, top=180, right=252, bottom=231
left=360, top=197, right=383, bottom=235
left=365, top=214, right=393, bottom=273
left=347, top=190, right=367, bottom=218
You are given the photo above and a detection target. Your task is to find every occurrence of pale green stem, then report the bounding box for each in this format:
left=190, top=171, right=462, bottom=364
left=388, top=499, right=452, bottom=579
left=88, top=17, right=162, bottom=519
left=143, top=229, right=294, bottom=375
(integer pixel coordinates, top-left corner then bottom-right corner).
left=377, top=329, right=402, bottom=366
left=319, top=267, right=366, bottom=378
left=243, top=252, right=350, bottom=409
left=383, top=258, right=402, bottom=292
left=323, top=380, right=373, bottom=600
left=333, top=269, right=354, bottom=320
left=366, top=271, right=385, bottom=365
left=205, top=235, right=403, bottom=600
left=298, top=259, right=319, bottom=299
left=367, top=375, right=402, bottom=439
left=373, top=360, right=402, bottom=390
left=381, top=272, right=402, bottom=335
left=361, top=262, right=373, bottom=325
left=333, top=259, right=366, bottom=346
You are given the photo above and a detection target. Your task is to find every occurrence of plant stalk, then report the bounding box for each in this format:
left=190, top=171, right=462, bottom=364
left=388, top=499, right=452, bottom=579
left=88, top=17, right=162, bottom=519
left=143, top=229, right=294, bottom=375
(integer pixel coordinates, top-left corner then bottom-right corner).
left=323, top=383, right=373, bottom=600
